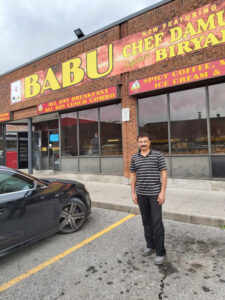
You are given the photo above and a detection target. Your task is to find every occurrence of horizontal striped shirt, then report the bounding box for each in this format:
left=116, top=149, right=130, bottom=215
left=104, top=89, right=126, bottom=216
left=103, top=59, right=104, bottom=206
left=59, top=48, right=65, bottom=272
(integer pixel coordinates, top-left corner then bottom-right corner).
left=130, top=149, right=167, bottom=196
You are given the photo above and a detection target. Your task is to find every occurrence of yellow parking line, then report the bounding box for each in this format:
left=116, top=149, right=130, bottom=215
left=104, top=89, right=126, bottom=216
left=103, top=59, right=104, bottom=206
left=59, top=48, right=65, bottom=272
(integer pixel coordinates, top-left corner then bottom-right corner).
left=0, top=213, right=135, bottom=293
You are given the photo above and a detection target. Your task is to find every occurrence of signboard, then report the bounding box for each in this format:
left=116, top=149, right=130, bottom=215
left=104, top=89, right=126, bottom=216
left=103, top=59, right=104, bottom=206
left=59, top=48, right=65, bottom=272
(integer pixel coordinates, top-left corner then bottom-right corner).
left=11, top=0, right=225, bottom=104
left=37, top=86, right=119, bottom=115
left=0, top=112, right=11, bottom=122
left=122, top=108, right=130, bottom=122
left=129, top=58, right=225, bottom=95
left=11, top=80, right=22, bottom=104
left=50, top=134, right=59, bottom=142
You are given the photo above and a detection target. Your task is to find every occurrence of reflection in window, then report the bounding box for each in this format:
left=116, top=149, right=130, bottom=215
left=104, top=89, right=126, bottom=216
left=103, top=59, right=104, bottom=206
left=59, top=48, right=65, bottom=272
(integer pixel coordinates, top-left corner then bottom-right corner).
left=0, top=139, right=3, bottom=152
left=170, top=88, right=208, bottom=154
left=35, top=120, right=58, bottom=131
left=6, top=133, right=17, bottom=150
left=0, top=171, right=34, bottom=194
left=100, top=104, right=122, bottom=156
left=41, top=131, right=48, bottom=158
left=61, top=112, right=78, bottom=156
left=138, top=95, right=168, bottom=154
left=0, top=125, right=3, bottom=136
left=79, top=108, right=99, bottom=156
left=209, top=83, right=225, bottom=154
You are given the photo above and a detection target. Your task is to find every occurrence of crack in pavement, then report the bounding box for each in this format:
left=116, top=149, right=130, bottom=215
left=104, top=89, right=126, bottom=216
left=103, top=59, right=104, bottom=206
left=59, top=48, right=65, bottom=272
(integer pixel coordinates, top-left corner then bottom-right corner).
left=158, top=262, right=179, bottom=299
left=158, top=274, right=166, bottom=300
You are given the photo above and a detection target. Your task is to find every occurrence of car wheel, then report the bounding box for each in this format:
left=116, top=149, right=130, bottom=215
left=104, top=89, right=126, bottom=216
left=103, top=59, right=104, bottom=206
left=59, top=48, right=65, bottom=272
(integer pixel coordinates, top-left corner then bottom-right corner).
left=59, top=198, right=87, bottom=233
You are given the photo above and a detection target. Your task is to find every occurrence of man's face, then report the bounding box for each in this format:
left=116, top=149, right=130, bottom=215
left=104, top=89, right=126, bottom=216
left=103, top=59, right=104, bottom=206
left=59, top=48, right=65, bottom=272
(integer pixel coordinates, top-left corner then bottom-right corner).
left=138, top=136, right=151, bottom=150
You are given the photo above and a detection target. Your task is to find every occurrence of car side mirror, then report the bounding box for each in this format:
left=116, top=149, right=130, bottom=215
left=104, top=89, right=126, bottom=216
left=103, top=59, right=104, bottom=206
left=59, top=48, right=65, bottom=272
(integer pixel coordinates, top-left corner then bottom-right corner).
left=35, top=181, right=47, bottom=189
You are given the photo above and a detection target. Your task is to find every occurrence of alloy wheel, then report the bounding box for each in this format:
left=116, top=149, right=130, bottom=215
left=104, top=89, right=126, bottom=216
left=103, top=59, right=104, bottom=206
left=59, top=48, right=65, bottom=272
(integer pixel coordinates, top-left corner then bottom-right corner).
left=59, top=200, right=86, bottom=233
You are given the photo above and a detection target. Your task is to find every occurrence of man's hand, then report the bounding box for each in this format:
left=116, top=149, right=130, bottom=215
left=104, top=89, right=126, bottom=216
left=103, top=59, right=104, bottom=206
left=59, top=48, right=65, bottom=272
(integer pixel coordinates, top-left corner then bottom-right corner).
left=132, top=193, right=138, bottom=204
left=157, top=192, right=165, bottom=206
left=130, top=172, right=137, bottom=204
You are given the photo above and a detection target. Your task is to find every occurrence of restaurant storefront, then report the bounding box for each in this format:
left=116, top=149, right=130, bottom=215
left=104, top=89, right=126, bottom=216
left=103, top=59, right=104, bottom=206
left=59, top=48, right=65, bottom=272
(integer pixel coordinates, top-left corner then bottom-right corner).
left=0, top=0, right=225, bottom=179
left=135, top=83, right=225, bottom=178
left=31, top=98, right=123, bottom=174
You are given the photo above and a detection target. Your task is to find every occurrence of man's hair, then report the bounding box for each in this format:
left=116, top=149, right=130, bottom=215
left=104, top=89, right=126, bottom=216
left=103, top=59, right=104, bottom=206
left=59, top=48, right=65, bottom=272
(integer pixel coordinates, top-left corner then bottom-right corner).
left=137, top=132, right=151, bottom=141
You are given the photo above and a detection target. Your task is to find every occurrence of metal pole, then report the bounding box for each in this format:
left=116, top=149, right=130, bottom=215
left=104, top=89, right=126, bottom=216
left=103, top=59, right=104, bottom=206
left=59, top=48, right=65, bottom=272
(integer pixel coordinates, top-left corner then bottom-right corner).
left=58, top=112, right=61, bottom=172
left=28, top=118, right=33, bottom=174
left=167, top=93, right=172, bottom=177
left=3, top=124, right=6, bottom=166
left=98, top=107, right=101, bottom=173
left=205, top=85, right=212, bottom=178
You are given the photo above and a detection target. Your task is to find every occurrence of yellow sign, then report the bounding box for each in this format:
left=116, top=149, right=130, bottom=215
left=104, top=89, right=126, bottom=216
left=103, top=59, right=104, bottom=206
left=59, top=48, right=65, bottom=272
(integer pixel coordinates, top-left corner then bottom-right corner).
left=11, top=0, right=225, bottom=103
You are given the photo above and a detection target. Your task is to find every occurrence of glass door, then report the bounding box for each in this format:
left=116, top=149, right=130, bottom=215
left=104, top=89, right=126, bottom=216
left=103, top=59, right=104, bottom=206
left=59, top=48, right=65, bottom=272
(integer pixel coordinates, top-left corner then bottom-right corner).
left=33, top=131, right=42, bottom=170
left=48, top=129, right=59, bottom=171
left=33, top=119, right=59, bottom=170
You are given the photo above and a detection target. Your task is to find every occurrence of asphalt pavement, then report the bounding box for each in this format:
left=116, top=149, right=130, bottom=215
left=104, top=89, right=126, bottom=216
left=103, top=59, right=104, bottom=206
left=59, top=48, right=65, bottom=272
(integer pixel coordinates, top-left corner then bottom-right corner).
left=32, top=170, right=225, bottom=228
left=1, top=208, right=225, bottom=300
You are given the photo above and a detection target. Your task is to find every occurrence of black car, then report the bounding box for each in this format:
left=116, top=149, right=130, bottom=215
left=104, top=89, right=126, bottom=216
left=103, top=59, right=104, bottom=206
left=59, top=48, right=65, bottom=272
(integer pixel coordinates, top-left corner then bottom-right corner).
left=0, top=166, right=91, bottom=257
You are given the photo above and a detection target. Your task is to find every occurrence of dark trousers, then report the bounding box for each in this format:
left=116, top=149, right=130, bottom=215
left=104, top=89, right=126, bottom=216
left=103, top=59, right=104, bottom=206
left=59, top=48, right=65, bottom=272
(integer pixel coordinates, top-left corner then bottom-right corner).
left=137, top=194, right=166, bottom=256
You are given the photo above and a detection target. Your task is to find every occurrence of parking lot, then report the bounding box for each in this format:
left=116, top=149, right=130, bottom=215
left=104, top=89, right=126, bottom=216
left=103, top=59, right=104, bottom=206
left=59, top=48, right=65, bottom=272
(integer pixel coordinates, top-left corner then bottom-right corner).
left=0, top=207, right=225, bottom=300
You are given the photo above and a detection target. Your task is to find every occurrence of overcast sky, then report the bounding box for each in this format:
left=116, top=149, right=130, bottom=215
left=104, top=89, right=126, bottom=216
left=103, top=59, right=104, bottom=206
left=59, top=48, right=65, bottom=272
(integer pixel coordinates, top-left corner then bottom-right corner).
left=0, top=0, right=162, bottom=76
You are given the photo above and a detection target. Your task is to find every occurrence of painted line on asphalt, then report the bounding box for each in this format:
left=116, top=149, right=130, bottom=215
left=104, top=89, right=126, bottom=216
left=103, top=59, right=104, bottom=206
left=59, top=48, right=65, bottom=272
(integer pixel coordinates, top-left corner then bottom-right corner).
left=0, top=213, right=135, bottom=293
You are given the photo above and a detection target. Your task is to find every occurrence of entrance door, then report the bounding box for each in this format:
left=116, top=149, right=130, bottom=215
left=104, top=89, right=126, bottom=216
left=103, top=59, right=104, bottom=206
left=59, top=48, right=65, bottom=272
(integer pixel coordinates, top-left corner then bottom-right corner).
left=48, top=130, right=59, bottom=171
left=33, top=130, right=59, bottom=170
left=33, top=118, right=59, bottom=171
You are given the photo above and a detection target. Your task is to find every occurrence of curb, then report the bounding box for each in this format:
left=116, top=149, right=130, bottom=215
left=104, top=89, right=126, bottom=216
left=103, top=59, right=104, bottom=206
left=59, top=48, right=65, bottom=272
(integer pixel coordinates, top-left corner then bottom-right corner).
left=92, top=201, right=225, bottom=228
left=92, top=201, right=140, bottom=215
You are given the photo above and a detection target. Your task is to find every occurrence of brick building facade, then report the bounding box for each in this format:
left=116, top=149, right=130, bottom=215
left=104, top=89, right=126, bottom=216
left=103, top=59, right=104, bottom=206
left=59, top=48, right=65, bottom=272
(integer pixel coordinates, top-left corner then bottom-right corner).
left=0, top=0, right=225, bottom=179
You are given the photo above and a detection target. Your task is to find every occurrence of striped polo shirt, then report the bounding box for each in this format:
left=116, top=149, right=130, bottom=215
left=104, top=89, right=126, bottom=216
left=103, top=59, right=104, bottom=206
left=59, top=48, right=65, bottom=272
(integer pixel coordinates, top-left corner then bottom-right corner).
left=130, top=149, right=167, bottom=196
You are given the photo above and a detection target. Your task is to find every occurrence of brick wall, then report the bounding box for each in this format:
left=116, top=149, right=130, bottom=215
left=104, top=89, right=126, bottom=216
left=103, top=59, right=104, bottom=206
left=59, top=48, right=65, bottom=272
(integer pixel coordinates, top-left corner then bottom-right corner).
left=0, top=0, right=224, bottom=177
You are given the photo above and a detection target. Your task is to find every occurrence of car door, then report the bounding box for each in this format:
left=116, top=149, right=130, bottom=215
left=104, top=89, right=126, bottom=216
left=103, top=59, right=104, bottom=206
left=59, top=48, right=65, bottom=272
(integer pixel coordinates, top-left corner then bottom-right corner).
left=0, top=169, right=34, bottom=252
left=0, top=188, right=28, bottom=252
left=0, top=169, right=58, bottom=253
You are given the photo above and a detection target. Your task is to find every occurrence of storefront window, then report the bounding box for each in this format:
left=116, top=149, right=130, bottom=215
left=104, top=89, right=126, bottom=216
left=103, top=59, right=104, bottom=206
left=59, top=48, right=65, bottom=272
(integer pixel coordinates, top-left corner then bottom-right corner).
left=100, top=104, right=122, bottom=156
left=170, top=88, right=208, bottom=154
left=209, top=83, right=225, bottom=154
left=61, top=112, right=78, bottom=156
left=35, top=120, right=58, bottom=131
left=6, top=133, right=17, bottom=150
left=79, top=108, right=99, bottom=156
left=0, top=125, right=3, bottom=137
left=138, top=95, right=168, bottom=154
left=41, top=131, right=48, bottom=158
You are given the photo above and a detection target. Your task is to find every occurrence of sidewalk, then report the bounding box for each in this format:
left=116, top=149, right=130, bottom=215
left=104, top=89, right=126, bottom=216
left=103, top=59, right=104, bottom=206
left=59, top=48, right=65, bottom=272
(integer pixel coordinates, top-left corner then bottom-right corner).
left=85, top=181, right=225, bottom=228
left=32, top=171, right=225, bottom=228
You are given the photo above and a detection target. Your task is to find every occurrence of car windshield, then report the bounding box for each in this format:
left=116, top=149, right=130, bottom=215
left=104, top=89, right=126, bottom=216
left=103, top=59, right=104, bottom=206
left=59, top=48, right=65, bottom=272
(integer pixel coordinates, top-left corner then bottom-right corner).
left=16, top=170, right=46, bottom=185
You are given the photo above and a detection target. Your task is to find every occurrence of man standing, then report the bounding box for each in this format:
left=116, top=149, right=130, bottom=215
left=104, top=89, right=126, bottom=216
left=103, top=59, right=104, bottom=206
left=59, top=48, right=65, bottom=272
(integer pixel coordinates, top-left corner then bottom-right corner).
left=130, top=133, right=167, bottom=265
left=91, top=132, right=99, bottom=155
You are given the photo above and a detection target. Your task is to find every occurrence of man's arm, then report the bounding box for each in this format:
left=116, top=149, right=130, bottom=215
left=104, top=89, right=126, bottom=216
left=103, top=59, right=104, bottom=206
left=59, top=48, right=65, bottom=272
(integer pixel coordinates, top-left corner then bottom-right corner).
left=130, top=172, right=137, bottom=204
left=157, top=169, right=167, bottom=205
